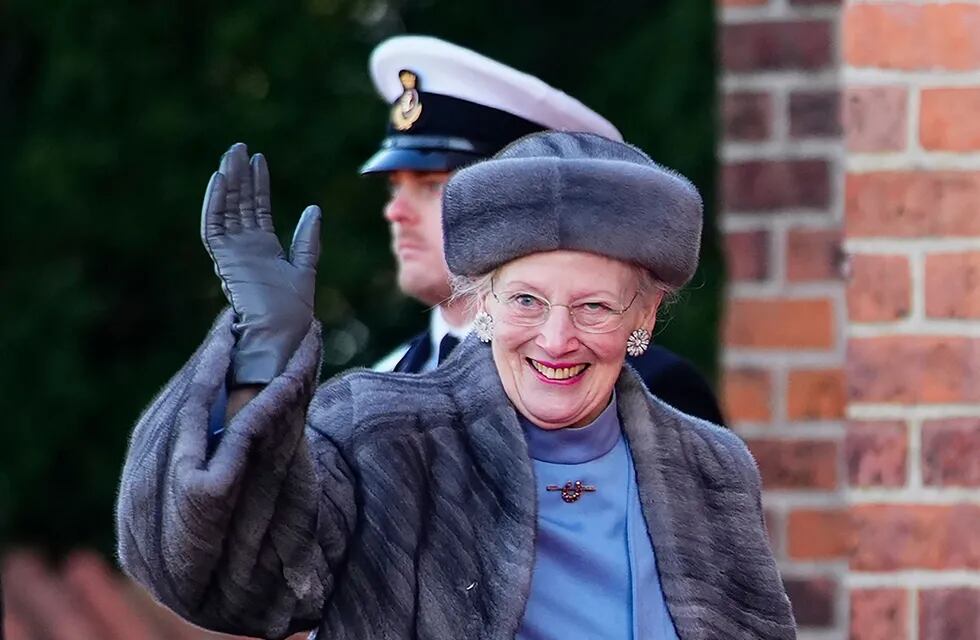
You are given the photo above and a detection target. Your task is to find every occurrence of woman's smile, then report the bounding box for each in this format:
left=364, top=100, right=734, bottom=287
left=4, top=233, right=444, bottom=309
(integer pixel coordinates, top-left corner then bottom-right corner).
left=526, top=358, right=590, bottom=385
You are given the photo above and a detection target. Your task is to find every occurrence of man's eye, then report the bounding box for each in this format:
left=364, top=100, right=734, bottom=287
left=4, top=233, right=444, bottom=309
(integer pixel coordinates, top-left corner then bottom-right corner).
left=423, top=181, right=445, bottom=196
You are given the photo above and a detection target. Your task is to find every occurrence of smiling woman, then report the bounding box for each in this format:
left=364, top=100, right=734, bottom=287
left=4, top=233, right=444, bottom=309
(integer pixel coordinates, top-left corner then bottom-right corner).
left=453, top=250, right=669, bottom=428
left=484, top=251, right=658, bottom=429
left=116, top=132, right=795, bottom=640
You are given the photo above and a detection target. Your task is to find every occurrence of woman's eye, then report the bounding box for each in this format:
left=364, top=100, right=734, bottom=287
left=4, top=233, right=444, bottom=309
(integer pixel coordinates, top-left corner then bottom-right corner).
left=581, top=302, right=613, bottom=312
left=512, top=294, right=542, bottom=307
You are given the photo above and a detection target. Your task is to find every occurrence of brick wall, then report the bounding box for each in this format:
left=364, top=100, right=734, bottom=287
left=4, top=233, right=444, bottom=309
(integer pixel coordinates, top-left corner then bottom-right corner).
left=720, top=0, right=847, bottom=636
left=843, top=2, right=980, bottom=639
left=2, top=550, right=309, bottom=639
left=720, top=1, right=980, bottom=638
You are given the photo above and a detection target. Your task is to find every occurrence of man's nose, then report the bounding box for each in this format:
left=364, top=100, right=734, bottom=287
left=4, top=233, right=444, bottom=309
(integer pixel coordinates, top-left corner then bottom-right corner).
left=535, top=307, right=580, bottom=356
left=383, top=189, right=415, bottom=223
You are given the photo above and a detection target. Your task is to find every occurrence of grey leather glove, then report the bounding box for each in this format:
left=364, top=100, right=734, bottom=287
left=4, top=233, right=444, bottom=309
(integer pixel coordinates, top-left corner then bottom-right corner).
left=201, top=143, right=321, bottom=385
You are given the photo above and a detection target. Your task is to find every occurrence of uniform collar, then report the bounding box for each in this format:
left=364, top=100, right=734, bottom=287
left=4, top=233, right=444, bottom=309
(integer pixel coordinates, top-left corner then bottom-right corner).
left=427, top=306, right=472, bottom=365
left=518, top=394, right=621, bottom=464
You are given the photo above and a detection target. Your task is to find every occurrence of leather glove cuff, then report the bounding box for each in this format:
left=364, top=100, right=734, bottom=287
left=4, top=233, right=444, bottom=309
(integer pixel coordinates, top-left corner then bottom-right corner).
left=230, top=315, right=311, bottom=385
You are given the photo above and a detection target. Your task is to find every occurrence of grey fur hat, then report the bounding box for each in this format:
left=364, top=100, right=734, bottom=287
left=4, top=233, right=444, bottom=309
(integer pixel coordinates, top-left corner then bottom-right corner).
left=442, top=131, right=703, bottom=288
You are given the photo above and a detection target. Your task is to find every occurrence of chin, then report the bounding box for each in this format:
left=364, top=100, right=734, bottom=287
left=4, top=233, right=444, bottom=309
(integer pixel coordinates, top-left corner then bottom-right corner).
left=521, top=402, right=588, bottom=429
left=398, top=271, right=447, bottom=305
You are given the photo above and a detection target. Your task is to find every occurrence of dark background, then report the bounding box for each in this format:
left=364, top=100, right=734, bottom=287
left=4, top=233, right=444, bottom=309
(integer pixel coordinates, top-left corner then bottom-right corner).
left=0, top=0, right=720, bottom=557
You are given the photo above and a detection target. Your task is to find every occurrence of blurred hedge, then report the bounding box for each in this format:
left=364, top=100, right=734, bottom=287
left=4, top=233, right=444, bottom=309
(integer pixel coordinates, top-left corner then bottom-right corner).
left=0, top=0, right=719, bottom=555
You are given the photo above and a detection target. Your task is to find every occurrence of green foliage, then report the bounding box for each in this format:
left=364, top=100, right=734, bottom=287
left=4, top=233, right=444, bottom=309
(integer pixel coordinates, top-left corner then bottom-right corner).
left=0, top=0, right=718, bottom=555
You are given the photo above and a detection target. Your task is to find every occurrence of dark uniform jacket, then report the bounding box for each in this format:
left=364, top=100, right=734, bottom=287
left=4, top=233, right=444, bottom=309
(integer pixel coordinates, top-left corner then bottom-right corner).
left=116, top=312, right=794, bottom=639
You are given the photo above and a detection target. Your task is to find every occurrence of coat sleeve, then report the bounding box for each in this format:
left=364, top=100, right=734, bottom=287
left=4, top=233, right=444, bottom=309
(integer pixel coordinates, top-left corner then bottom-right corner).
left=115, top=310, right=357, bottom=639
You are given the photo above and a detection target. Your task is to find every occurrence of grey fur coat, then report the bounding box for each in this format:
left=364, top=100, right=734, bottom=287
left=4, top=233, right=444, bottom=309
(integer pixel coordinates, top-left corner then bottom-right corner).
left=116, top=312, right=795, bottom=639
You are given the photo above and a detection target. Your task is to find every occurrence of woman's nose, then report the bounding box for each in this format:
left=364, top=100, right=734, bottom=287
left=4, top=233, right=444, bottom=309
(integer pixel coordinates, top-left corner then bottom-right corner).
left=535, top=307, right=580, bottom=355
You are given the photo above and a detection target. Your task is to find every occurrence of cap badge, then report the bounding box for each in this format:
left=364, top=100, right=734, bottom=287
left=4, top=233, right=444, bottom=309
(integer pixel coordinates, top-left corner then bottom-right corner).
left=391, top=69, right=423, bottom=131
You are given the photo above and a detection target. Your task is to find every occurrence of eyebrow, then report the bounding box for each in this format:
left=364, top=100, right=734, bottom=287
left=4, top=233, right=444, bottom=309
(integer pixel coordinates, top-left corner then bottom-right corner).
left=500, top=280, right=623, bottom=300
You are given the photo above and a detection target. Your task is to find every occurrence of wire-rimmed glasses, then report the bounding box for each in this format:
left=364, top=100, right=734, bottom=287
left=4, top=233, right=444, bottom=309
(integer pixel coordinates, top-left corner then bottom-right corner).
left=489, top=279, right=639, bottom=334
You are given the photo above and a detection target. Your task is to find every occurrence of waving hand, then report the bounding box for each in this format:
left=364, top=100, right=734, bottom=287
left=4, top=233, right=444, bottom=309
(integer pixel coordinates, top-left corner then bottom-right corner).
left=201, top=143, right=321, bottom=385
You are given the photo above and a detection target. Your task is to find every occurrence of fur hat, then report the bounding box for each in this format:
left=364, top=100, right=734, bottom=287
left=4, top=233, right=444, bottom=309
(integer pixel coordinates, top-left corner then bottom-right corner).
left=442, top=131, right=703, bottom=288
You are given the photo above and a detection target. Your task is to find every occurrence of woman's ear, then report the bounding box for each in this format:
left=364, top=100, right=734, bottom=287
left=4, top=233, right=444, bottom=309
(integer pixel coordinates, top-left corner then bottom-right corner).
left=637, top=290, right=664, bottom=333
left=477, top=291, right=491, bottom=316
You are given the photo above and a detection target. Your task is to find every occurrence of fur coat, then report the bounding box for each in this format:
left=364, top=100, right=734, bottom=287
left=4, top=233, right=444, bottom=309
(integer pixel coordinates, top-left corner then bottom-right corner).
left=116, top=311, right=795, bottom=639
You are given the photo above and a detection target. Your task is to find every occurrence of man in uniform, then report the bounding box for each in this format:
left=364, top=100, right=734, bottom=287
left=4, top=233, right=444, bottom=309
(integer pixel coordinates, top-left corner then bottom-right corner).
left=361, top=35, right=725, bottom=425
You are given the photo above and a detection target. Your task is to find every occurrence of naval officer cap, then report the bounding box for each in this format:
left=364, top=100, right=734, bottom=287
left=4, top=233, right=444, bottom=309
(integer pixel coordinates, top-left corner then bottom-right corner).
left=443, top=131, right=704, bottom=289
left=359, top=35, right=622, bottom=174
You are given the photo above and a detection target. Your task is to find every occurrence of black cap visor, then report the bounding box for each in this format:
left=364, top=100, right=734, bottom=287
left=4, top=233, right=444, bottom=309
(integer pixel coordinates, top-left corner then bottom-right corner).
left=359, top=146, right=484, bottom=174
left=360, top=92, right=547, bottom=175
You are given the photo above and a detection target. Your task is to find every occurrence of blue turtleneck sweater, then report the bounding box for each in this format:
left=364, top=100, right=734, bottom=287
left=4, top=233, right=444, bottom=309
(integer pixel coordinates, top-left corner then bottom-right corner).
left=516, top=396, right=678, bottom=640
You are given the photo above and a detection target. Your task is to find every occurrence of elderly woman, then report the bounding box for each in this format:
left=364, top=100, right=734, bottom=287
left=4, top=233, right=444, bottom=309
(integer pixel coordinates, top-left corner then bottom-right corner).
left=117, top=133, right=795, bottom=640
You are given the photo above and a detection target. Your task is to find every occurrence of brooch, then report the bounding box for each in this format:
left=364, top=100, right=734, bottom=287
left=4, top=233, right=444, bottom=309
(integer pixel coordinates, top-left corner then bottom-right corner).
left=546, top=480, right=596, bottom=503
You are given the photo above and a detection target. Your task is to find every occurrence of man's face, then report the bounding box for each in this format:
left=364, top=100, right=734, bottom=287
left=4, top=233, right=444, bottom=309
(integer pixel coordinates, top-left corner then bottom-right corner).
left=384, top=170, right=453, bottom=306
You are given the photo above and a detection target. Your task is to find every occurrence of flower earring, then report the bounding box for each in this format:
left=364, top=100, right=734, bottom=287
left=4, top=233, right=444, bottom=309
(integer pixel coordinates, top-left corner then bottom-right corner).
left=474, top=311, right=494, bottom=343
left=626, top=328, right=651, bottom=357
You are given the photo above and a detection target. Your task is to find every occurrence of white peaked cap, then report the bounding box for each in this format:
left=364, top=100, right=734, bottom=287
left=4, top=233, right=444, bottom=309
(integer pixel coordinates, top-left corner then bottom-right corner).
left=369, top=35, right=623, bottom=142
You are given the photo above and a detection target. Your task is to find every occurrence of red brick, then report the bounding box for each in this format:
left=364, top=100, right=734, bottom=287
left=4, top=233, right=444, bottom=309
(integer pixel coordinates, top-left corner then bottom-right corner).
left=919, top=589, right=980, bottom=640
left=848, top=336, right=980, bottom=404
left=788, top=368, right=845, bottom=420
left=725, top=230, right=769, bottom=282
left=725, top=298, right=835, bottom=349
left=846, top=172, right=980, bottom=238
left=62, top=550, right=162, bottom=640
left=844, top=4, right=980, bottom=70
left=2, top=552, right=106, bottom=639
left=790, top=90, right=841, bottom=138
left=920, top=88, right=980, bottom=151
left=844, top=86, right=908, bottom=152
left=723, top=92, right=772, bottom=141
left=851, top=504, right=980, bottom=570
left=748, top=439, right=839, bottom=490
left=724, top=160, right=831, bottom=212
left=784, top=577, right=835, bottom=627
left=926, top=252, right=980, bottom=319
left=850, top=589, right=908, bottom=640
left=722, top=21, right=833, bottom=72
left=847, top=254, right=911, bottom=322
left=922, top=419, right=980, bottom=487
left=786, top=228, right=843, bottom=282
left=5, top=609, right=30, bottom=640
left=845, top=421, right=907, bottom=487
left=722, top=368, right=772, bottom=422
left=788, top=508, right=849, bottom=559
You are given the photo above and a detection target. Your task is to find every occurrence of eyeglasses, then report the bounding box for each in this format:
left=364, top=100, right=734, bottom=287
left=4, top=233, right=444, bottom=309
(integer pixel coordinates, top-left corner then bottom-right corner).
left=490, top=279, right=639, bottom=334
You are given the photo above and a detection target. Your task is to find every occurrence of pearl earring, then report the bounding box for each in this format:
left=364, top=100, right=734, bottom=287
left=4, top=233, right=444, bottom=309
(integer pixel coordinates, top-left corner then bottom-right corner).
left=474, top=311, right=494, bottom=343
left=626, top=328, right=651, bottom=357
